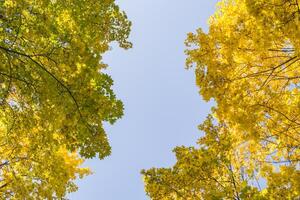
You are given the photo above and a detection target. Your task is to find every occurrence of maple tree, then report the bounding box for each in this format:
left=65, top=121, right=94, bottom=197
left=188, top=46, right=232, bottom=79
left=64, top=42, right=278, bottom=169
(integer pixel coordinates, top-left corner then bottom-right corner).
left=0, top=0, right=131, bottom=198
left=143, top=0, right=300, bottom=199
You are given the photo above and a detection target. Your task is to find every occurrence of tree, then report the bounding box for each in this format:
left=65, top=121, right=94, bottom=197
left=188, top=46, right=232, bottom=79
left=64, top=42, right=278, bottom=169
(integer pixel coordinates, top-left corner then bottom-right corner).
left=142, top=0, right=300, bottom=199
left=143, top=116, right=266, bottom=200
left=0, top=0, right=131, bottom=198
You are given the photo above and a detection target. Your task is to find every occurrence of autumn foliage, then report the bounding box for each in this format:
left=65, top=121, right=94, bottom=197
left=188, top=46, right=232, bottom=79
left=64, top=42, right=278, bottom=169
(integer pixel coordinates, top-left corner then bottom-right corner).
left=0, top=0, right=131, bottom=198
left=143, top=0, right=300, bottom=199
left=1, top=0, right=300, bottom=198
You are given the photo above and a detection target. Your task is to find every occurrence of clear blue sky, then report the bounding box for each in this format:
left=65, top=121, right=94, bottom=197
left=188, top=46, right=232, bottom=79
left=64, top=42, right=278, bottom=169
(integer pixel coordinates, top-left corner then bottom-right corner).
left=69, top=1, right=218, bottom=199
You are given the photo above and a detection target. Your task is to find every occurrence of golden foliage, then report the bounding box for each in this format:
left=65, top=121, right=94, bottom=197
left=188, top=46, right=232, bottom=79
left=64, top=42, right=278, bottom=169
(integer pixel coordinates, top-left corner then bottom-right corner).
left=0, top=0, right=131, bottom=198
left=143, top=0, right=300, bottom=199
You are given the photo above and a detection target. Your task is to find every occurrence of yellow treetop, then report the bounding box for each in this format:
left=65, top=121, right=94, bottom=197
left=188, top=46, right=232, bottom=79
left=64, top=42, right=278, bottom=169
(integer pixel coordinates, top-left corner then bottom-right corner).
left=143, top=0, right=300, bottom=199
left=0, top=0, right=131, bottom=198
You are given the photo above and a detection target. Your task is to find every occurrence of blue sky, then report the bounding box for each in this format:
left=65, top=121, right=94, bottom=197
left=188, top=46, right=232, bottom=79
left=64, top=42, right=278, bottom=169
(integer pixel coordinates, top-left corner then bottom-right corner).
left=69, top=1, right=218, bottom=199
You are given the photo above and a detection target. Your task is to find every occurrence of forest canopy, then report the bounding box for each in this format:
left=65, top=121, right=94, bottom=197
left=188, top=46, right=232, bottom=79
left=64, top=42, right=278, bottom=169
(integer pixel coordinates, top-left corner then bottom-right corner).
left=1, top=0, right=300, bottom=199
left=0, top=0, right=131, bottom=198
left=142, top=0, right=300, bottom=199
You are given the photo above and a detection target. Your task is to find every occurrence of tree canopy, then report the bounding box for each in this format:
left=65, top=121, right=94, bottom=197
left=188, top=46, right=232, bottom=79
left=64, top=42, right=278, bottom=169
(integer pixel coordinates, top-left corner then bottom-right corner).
left=0, top=0, right=131, bottom=198
left=142, top=0, right=300, bottom=199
